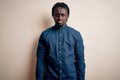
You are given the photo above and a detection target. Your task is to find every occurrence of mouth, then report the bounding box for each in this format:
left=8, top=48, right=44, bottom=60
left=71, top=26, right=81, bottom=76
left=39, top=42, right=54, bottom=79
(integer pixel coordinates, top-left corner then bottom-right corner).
left=57, top=19, right=62, bottom=22
left=57, top=21, right=63, bottom=25
left=55, top=19, right=65, bottom=26
left=58, top=20, right=62, bottom=23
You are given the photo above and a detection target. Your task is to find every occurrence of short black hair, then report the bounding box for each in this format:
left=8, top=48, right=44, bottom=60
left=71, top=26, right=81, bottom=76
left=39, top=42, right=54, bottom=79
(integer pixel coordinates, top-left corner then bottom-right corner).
left=52, top=2, right=70, bottom=16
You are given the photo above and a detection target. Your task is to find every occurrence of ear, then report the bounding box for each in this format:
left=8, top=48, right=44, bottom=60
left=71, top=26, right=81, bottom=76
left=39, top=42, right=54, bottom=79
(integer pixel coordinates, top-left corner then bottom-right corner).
left=66, top=16, right=69, bottom=22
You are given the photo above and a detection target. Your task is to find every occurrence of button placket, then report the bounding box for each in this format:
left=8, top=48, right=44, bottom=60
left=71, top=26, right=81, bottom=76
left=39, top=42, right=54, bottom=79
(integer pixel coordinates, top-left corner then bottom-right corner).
left=59, top=29, right=62, bottom=75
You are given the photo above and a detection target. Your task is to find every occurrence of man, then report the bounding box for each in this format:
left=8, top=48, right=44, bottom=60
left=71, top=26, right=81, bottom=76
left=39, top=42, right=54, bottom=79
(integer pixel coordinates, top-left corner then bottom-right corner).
left=36, top=2, right=85, bottom=80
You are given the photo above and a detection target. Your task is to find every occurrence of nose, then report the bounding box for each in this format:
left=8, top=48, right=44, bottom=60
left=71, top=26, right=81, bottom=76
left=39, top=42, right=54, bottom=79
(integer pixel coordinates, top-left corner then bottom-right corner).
left=58, top=15, right=62, bottom=19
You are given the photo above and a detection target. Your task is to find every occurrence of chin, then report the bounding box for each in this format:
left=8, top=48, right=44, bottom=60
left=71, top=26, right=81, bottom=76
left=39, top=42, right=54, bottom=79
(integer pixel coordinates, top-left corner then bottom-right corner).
left=57, top=23, right=64, bottom=26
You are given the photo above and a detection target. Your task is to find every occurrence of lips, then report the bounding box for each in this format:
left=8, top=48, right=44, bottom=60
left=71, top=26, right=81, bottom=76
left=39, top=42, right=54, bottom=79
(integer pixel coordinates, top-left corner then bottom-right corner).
left=58, top=20, right=62, bottom=23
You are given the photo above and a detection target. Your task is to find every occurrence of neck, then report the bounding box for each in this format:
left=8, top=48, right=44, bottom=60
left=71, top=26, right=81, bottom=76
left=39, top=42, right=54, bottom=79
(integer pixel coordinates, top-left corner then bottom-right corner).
left=55, top=24, right=66, bottom=28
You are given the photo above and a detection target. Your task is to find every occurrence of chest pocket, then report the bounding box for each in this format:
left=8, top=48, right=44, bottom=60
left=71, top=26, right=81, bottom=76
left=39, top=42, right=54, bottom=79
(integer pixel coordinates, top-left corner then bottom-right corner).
left=64, top=40, right=74, bottom=51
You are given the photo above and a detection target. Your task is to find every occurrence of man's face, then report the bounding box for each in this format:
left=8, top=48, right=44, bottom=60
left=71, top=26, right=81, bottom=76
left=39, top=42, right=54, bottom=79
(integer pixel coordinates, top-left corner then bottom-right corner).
left=53, top=7, right=69, bottom=26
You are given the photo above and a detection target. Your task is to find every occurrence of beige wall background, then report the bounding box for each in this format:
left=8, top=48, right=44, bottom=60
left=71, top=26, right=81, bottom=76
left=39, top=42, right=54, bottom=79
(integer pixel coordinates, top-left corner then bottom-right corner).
left=0, top=0, right=120, bottom=80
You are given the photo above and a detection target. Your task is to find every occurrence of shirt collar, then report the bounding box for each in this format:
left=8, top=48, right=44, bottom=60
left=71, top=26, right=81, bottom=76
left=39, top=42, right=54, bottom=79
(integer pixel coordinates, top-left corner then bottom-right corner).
left=52, top=24, right=68, bottom=31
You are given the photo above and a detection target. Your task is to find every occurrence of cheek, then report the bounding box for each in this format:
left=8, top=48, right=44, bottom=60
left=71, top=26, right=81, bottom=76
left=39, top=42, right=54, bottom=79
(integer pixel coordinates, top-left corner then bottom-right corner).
left=53, top=17, right=58, bottom=21
left=64, top=17, right=68, bottom=22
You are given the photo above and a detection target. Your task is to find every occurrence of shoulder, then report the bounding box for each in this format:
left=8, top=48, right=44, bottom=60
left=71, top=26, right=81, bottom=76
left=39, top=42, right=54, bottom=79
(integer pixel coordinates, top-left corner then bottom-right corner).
left=67, top=26, right=82, bottom=37
left=42, top=26, right=53, bottom=34
left=41, top=26, right=53, bottom=36
left=39, top=26, right=53, bottom=40
left=67, top=26, right=84, bottom=44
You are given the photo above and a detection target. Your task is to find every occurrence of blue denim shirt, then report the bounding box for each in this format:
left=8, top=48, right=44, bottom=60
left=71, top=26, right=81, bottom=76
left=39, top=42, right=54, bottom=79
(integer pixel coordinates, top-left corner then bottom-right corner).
left=36, top=24, right=85, bottom=80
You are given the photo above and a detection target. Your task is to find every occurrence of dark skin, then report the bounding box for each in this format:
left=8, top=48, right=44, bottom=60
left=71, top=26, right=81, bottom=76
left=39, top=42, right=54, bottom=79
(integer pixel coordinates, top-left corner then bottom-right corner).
left=52, top=7, right=69, bottom=27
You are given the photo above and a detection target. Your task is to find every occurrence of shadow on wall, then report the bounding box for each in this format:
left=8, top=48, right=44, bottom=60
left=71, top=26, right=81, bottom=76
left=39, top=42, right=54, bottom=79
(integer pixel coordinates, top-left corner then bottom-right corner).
left=27, top=16, right=53, bottom=80
left=41, top=16, right=53, bottom=29
left=28, top=38, right=37, bottom=80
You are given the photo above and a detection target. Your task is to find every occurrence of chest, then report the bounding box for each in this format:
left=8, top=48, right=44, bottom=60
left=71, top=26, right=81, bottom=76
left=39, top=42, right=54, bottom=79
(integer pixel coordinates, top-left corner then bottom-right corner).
left=45, top=30, right=76, bottom=51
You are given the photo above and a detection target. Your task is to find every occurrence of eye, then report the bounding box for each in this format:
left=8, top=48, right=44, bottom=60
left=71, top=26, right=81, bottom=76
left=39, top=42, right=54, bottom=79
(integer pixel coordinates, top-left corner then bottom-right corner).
left=54, top=13, right=60, bottom=17
left=54, top=13, right=66, bottom=17
left=61, top=14, right=65, bottom=17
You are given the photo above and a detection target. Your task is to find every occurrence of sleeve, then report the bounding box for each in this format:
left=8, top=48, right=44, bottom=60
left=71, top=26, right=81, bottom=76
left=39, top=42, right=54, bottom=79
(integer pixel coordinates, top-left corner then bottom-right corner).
left=36, top=32, right=46, bottom=80
left=75, top=32, right=86, bottom=80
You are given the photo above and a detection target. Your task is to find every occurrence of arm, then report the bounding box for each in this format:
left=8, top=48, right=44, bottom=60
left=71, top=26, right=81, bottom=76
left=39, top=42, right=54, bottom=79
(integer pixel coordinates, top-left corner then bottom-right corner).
left=36, top=32, right=46, bottom=80
left=75, top=32, right=86, bottom=80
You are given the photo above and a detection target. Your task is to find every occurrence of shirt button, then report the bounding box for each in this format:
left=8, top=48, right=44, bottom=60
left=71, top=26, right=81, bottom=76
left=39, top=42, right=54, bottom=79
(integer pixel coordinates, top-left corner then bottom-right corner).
left=59, top=51, right=61, bottom=53
left=60, top=34, right=62, bottom=36
left=60, top=61, right=62, bottom=63
left=59, top=42, right=61, bottom=45
left=60, top=70, right=62, bottom=73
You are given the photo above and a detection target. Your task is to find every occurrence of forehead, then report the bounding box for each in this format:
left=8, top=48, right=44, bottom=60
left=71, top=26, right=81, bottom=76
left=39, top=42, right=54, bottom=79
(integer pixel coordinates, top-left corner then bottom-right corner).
left=54, top=7, right=68, bottom=14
